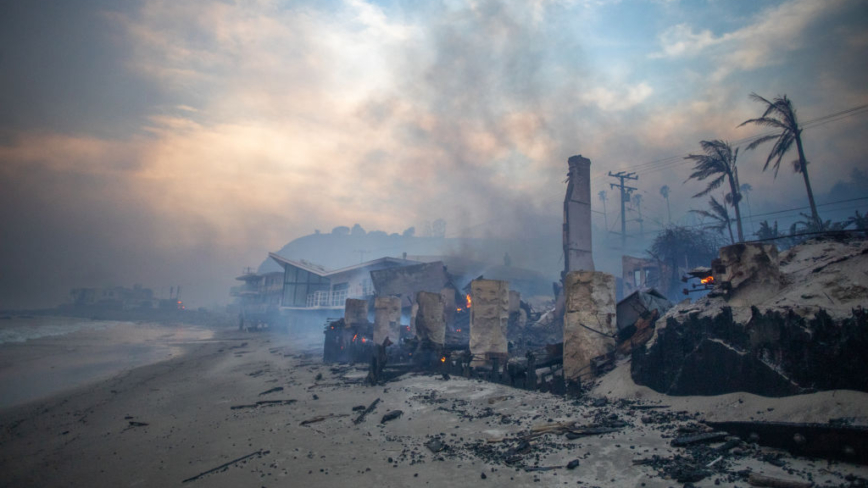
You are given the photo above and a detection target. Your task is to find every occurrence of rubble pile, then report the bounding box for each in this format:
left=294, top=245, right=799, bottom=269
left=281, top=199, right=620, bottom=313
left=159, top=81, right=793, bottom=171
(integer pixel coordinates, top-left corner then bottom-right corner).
left=633, top=238, right=868, bottom=396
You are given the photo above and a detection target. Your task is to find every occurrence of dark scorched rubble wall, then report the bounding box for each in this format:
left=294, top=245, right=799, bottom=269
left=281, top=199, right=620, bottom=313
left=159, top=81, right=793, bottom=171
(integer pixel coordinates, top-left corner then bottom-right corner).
left=631, top=306, right=868, bottom=396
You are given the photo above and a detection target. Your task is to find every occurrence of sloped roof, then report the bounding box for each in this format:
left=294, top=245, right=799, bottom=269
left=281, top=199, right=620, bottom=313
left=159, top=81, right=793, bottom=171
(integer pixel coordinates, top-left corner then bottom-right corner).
left=268, top=253, right=417, bottom=278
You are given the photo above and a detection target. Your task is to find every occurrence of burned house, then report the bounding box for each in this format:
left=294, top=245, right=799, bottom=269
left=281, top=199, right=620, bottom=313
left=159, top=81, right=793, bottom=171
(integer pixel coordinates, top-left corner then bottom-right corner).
left=621, top=255, right=668, bottom=298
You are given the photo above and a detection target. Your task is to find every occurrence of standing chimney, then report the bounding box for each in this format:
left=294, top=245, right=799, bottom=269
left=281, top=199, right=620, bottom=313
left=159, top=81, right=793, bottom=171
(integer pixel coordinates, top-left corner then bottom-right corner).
left=563, top=155, right=594, bottom=274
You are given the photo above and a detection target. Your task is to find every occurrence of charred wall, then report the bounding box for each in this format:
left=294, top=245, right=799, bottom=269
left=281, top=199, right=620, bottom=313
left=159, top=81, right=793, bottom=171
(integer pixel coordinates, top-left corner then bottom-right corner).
left=632, top=307, right=868, bottom=397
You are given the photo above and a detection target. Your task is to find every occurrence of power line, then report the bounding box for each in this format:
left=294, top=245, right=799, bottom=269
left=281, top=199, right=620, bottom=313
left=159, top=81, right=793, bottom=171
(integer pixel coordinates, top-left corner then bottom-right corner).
left=590, top=102, right=868, bottom=183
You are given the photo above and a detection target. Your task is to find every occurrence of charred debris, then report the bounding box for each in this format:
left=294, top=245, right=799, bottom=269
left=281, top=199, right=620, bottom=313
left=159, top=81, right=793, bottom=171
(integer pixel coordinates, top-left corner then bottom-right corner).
left=287, top=155, right=867, bottom=472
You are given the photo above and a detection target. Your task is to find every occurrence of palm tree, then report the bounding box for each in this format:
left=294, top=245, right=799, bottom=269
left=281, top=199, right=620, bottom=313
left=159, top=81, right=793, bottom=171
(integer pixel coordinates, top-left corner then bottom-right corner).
left=684, top=140, right=744, bottom=242
left=632, top=193, right=644, bottom=237
left=598, top=190, right=608, bottom=230
left=847, top=210, right=868, bottom=233
left=740, top=183, right=753, bottom=235
left=660, top=185, right=671, bottom=223
left=739, top=93, right=821, bottom=228
left=690, top=196, right=735, bottom=244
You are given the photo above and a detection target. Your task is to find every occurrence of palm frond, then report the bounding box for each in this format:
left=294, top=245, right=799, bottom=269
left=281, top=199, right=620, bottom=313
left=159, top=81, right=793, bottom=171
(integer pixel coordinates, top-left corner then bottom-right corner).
left=744, top=133, right=779, bottom=151
left=692, top=174, right=725, bottom=198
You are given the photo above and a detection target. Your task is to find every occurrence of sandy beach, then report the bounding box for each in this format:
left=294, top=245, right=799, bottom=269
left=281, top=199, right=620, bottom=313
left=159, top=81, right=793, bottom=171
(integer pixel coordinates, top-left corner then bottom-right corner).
left=1, top=326, right=867, bottom=488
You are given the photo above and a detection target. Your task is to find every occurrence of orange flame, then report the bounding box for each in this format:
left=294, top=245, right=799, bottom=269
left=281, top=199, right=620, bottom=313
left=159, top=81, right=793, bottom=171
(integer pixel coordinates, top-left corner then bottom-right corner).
left=352, top=334, right=358, bottom=342
left=441, top=357, right=446, bottom=363
left=466, top=294, right=472, bottom=308
left=701, top=276, right=714, bottom=285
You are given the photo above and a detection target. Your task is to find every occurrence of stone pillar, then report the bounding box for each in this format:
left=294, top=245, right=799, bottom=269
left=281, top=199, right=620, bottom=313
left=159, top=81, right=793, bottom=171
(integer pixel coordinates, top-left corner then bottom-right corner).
left=563, top=155, right=594, bottom=274
left=415, top=291, right=445, bottom=346
left=469, top=279, right=509, bottom=366
left=344, top=298, right=368, bottom=328
left=373, top=296, right=401, bottom=346
left=563, top=271, right=616, bottom=384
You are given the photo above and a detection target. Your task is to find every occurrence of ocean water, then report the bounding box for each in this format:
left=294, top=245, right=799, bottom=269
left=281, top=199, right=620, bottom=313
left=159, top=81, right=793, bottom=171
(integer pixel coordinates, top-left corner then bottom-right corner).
left=0, top=316, right=125, bottom=344
left=0, top=316, right=213, bottom=409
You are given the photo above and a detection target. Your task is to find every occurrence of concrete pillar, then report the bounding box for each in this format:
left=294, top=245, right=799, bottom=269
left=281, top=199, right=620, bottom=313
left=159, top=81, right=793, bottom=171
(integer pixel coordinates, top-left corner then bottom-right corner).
left=441, top=287, right=457, bottom=327
left=373, top=296, right=401, bottom=346
left=409, top=302, right=419, bottom=337
left=344, top=298, right=368, bottom=328
left=415, top=291, right=445, bottom=345
left=469, top=279, right=509, bottom=366
left=563, top=155, right=594, bottom=273
left=563, top=271, right=616, bottom=384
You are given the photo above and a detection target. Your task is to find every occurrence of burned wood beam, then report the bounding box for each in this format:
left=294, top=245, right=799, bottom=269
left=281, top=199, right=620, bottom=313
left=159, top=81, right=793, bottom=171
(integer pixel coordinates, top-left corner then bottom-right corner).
left=706, top=420, right=868, bottom=465
left=670, top=432, right=728, bottom=447
left=353, top=398, right=380, bottom=425
left=182, top=449, right=269, bottom=483
left=747, top=473, right=812, bottom=488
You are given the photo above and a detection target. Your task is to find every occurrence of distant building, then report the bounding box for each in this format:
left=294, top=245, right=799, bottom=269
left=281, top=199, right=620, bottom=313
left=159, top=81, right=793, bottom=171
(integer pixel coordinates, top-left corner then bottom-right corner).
left=69, top=284, right=162, bottom=310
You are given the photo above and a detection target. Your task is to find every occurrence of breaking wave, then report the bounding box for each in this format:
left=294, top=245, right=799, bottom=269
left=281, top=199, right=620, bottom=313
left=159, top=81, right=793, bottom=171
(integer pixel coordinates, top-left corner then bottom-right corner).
left=0, top=317, right=125, bottom=344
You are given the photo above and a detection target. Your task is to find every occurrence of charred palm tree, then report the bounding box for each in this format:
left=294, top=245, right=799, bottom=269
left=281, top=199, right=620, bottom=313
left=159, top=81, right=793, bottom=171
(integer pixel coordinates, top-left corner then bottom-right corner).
left=684, top=140, right=744, bottom=242
left=739, top=93, right=821, bottom=228
left=690, top=196, right=735, bottom=244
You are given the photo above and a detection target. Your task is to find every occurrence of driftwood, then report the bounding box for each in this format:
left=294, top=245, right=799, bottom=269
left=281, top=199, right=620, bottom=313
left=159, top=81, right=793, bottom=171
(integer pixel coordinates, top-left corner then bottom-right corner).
left=258, top=387, right=284, bottom=396
left=747, top=473, right=812, bottom=488
left=353, top=398, right=380, bottom=425
left=181, top=449, right=269, bottom=483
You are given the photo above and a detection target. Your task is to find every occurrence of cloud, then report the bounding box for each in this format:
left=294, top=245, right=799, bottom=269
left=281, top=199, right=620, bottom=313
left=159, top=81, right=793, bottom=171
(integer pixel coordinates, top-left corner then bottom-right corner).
left=651, top=0, right=843, bottom=80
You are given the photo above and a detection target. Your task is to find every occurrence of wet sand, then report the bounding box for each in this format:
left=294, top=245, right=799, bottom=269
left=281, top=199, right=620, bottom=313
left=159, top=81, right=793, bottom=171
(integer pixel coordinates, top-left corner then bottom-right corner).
left=0, top=321, right=214, bottom=409
left=1, top=329, right=867, bottom=487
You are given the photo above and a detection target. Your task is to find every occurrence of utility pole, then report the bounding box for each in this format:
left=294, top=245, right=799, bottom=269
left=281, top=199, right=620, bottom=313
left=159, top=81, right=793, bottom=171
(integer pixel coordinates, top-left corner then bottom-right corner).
left=609, top=171, right=638, bottom=250
left=354, top=249, right=368, bottom=263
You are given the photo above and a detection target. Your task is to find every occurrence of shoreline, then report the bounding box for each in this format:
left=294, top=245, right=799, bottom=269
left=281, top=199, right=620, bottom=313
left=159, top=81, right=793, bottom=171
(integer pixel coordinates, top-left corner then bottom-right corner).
left=1, top=330, right=866, bottom=487
left=0, top=319, right=216, bottom=410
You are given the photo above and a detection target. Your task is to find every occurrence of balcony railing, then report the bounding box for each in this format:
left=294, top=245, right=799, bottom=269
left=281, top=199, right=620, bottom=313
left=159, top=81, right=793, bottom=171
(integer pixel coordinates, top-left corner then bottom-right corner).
left=306, top=290, right=348, bottom=308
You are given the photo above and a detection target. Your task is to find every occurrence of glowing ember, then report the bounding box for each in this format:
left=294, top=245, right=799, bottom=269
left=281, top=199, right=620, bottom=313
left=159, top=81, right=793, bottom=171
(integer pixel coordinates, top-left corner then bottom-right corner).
left=352, top=334, right=358, bottom=342
left=701, top=276, right=714, bottom=285
left=440, top=357, right=446, bottom=363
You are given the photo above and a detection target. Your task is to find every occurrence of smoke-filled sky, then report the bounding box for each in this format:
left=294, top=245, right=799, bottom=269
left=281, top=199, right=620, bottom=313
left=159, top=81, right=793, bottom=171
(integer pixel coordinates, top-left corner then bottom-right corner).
left=1, top=0, right=867, bottom=309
